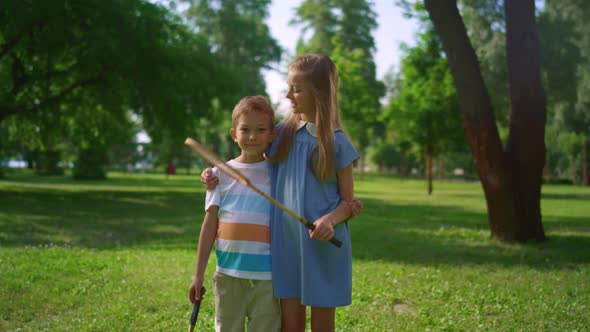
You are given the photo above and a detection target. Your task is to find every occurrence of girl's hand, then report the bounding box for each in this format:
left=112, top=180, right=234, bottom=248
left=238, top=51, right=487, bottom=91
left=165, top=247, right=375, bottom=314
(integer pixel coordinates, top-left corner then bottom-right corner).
left=188, top=277, right=205, bottom=303
left=200, top=168, right=218, bottom=190
left=345, top=199, right=363, bottom=218
left=309, top=216, right=335, bottom=241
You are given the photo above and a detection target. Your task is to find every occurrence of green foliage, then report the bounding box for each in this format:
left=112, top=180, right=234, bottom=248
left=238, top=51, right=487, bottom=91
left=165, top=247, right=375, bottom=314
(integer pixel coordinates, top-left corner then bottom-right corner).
left=0, top=173, right=589, bottom=330
left=0, top=0, right=238, bottom=179
left=291, top=0, right=339, bottom=55
left=35, top=150, right=64, bottom=176
left=540, top=0, right=590, bottom=181
left=73, top=145, right=107, bottom=180
left=183, top=0, right=282, bottom=99
left=384, top=28, right=464, bottom=159
left=370, top=142, right=406, bottom=171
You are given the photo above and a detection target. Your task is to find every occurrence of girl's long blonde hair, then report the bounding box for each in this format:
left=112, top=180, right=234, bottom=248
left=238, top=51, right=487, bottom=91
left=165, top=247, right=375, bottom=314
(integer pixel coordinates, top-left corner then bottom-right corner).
left=269, top=54, right=344, bottom=182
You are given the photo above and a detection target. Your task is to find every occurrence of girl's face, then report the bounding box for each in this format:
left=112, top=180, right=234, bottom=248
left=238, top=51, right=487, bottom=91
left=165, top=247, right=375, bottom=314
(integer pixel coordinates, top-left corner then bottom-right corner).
left=286, top=70, right=316, bottom=122
left=230, top=112, right=276, bottom=162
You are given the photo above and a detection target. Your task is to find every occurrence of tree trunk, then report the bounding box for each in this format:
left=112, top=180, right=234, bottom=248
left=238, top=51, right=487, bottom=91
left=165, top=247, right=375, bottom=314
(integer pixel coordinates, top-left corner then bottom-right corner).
left=426, top=146, right=433, bottom=195
left=424, top=0, right=546, bottom=242
left=583, top=138, right=589, bottom=186
left=544, top=151, right=551, bottom=184
left=359, top=149, right=366, bottom=179
left=572, top=156, right=578, bottom=185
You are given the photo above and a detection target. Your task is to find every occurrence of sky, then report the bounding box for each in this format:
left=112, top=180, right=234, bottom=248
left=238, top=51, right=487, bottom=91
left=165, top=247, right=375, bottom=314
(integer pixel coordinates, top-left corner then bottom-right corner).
left=263, top=0, right=418, bottom=113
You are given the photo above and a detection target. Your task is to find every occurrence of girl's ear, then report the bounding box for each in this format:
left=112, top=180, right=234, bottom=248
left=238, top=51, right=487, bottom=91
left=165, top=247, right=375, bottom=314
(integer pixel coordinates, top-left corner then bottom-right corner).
left=270, top=127, right=278, bottom=141
left=230, top=128, right=237, bottom=141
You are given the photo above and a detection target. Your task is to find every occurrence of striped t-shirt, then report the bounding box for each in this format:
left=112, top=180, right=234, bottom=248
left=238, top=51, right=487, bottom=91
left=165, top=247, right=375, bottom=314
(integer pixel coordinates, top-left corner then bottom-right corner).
left=205, top=159, right=272, bottom=280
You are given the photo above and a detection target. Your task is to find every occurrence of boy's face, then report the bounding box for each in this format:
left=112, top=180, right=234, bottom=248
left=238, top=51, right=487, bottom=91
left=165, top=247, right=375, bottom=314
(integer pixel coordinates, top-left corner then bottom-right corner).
left=230, top=112, right=276, bottom=158
left=286, top=70, right=316, bottom=122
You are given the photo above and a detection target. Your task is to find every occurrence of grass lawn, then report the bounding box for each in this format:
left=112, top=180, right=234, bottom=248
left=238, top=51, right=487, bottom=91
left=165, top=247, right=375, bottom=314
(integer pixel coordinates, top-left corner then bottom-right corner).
left=1, top=170, right=589, bottom=331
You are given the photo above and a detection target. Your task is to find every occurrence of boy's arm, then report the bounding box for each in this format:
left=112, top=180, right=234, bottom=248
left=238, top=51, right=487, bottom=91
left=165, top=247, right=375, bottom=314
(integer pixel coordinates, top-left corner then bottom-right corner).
left=309, top=164, right=362, bottom=241
left=189, top=206, right=219, bottom=303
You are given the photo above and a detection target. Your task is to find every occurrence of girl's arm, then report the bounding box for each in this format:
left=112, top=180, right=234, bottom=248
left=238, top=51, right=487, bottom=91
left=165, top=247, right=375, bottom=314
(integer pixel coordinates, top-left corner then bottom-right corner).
left=309, top=164, right=362, bottom=241
left=188, top=206, right=219, bottom=303
left=200, top=168, right=219, bottom=190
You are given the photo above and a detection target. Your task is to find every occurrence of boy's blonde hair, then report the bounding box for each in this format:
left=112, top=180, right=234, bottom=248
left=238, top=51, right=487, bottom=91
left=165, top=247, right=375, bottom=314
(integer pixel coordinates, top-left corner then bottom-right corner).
left=231, top=95, right=275, bottom=127
left=269, top=54, right=345, bottom=182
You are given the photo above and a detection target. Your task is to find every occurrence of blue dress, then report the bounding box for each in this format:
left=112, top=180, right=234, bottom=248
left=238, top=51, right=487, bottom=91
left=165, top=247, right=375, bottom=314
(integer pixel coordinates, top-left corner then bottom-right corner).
left=268, top=122, right=359, bottom=307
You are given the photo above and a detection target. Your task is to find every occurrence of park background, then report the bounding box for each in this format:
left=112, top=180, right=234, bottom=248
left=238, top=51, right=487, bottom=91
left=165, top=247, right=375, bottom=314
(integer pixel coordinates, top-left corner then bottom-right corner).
left=1, top=0, right=589, bottom=331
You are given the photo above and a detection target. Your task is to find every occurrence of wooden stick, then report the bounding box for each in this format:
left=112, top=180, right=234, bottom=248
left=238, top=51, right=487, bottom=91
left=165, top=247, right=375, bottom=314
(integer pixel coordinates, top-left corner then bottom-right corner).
left=184, top=137, right=342, bottom=248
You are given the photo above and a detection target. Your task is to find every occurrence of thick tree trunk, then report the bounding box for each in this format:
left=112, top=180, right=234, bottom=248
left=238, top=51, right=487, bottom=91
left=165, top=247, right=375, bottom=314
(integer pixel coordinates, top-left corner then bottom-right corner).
left=504, top=0, right=546, bottom=240
left=425, top=0, right=546, bottom=242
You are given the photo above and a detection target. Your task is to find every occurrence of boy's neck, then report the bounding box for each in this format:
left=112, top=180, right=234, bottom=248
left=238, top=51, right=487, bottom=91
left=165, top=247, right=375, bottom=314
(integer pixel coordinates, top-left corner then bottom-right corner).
left=235, top=153, right=265, bottom=164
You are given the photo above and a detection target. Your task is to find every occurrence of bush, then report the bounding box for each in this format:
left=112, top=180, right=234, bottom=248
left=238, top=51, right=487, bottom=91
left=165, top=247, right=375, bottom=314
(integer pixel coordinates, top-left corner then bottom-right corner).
left=74, top=146, right=107, bottom=180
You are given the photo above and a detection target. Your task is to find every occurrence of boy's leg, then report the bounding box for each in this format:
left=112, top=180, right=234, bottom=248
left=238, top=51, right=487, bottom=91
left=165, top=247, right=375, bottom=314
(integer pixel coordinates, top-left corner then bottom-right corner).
left=280, top=298, right=306, bottom=332
left=213, top=272, right=247, bottom=332
left=246, top=279, right=281, bottom=331
left=310, top=306, right=335, bottom=332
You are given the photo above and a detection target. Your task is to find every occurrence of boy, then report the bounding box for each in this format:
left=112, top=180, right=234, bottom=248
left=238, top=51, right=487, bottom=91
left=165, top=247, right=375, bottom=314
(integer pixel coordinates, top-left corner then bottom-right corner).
left=188, top=95, right=280, bottom=332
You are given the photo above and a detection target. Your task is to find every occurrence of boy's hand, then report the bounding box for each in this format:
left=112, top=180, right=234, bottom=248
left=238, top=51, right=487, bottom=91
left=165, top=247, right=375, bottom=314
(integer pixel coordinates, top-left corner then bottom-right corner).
left=200, top=168, right=218, bottom=190
left=309, top=216, right=335, bottom=241
left=188, top=277, right=205, bottom=303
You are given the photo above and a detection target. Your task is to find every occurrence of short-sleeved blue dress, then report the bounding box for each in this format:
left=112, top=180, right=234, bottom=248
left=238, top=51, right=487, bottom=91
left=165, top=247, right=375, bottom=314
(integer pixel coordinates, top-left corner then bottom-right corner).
left=268, top=121, right=359, bottom=307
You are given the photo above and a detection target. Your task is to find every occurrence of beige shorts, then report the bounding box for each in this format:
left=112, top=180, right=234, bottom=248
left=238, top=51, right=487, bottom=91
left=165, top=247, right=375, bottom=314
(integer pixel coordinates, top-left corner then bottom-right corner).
left=213, top=271, right=281, bottom=332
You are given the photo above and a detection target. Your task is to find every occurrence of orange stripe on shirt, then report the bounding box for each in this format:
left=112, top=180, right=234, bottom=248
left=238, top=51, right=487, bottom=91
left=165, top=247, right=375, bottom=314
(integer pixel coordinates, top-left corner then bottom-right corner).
left=217, top=221, right=270, bottom=243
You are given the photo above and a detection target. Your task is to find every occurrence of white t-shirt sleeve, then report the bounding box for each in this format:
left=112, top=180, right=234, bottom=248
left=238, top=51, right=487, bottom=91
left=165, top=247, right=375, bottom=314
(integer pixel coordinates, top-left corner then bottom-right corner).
left=204, top=167, right=220, bottom=211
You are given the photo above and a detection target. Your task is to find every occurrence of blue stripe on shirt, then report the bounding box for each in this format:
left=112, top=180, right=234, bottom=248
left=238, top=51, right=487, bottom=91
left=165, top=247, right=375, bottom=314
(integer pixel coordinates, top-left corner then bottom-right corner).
left=216, top=249, right=272, bottom=272
left=220, top=194, right=271, bottom=214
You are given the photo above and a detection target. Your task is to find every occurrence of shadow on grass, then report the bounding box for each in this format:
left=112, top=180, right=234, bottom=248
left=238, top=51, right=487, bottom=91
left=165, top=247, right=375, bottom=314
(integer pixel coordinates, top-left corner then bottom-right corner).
left=351, top=196, right=590, bottom=270
left=1, top=179, right=589, bottom=271
left=0, top=187, right=203, bottom=250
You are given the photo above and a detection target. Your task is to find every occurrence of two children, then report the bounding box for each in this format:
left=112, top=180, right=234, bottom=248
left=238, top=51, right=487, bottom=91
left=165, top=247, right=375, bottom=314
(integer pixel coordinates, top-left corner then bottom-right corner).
left=190, top=54, right=361, bottom=332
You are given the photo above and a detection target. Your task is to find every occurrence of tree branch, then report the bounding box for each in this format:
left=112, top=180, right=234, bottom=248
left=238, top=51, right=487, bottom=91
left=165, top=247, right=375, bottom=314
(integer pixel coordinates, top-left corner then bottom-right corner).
left=0, top=76, right=102, bottom=122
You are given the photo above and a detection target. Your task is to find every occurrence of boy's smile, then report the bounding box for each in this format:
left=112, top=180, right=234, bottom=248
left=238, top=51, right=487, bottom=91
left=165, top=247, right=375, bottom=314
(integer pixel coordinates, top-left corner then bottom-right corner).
left=230, top=112, right=276, bottom=163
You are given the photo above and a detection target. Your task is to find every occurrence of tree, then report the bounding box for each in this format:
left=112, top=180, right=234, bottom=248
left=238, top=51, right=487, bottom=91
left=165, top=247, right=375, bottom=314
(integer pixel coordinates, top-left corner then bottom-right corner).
left=384, top=28, right=464, bottom=194
left=183, top=0, right=282, bottom=99
left=1, top=0, right=232, bottom=177
left=291, top=0, right=338, bottom=55
left=424, top=0, right=546, bottom=242
left=540, top=0, right=590, bottom=186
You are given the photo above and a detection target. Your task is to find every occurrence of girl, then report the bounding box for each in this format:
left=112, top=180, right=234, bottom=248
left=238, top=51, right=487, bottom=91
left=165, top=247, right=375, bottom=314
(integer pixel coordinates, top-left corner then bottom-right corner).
left=202, top=54, right=361, bottom=332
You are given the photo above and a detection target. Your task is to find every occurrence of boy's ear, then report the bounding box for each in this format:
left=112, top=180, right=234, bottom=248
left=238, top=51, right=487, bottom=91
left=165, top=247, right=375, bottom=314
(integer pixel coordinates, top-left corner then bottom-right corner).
left=230, top=128, right=237, bottom=141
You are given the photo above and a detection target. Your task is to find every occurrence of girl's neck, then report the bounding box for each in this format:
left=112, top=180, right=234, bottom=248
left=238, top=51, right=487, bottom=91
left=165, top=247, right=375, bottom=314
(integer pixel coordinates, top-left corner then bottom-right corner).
left=300, top=114, right=315, bottom=123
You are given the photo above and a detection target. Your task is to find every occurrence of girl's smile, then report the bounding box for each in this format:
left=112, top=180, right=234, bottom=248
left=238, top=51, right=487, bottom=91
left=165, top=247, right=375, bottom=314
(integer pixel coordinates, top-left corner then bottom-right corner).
left=286, top=71, right=316, bottom=122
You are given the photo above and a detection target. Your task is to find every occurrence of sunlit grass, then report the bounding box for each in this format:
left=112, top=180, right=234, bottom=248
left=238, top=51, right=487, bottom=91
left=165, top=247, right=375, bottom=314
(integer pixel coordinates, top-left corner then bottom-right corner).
left=1, top=171, right=589, bottom=331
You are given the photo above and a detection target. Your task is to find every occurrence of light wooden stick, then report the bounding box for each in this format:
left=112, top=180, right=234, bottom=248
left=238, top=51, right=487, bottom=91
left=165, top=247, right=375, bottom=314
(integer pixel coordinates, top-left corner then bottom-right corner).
left=184, top=137, right=342, bottom=248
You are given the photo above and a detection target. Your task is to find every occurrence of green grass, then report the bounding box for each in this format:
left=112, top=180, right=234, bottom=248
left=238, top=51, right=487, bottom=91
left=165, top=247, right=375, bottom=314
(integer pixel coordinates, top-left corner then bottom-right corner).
left=1, top=171, right=589, bottom=331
